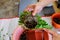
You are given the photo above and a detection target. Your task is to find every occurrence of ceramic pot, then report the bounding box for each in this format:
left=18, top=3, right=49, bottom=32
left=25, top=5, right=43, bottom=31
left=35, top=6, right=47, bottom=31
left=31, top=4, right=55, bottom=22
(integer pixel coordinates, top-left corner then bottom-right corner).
left=52, top=13, right=60, bottom=29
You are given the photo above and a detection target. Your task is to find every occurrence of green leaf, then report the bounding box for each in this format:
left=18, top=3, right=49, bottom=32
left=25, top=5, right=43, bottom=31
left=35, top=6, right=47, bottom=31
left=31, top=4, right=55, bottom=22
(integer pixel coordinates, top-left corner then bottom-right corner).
left=19, top=11, right=52, bottom=29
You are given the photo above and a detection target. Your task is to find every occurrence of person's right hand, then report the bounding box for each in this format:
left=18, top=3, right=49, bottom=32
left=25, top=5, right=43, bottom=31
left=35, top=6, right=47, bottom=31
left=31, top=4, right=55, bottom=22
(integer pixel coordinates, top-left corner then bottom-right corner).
left=44, top=29, right=60, bottom=40
left=24, top=3, right=44, bottom=16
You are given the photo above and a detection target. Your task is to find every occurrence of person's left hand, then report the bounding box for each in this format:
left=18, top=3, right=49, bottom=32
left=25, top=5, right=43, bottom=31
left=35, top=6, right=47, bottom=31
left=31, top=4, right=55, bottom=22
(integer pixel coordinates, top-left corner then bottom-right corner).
left=43, top=29, right=60, bottom=40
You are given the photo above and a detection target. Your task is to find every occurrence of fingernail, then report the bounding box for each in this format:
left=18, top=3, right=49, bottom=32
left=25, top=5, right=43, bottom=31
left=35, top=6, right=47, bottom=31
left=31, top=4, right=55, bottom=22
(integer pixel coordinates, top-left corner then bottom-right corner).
left=32, top=13, right=35, bottom=16
left=28, top=8, right=33, bottom=11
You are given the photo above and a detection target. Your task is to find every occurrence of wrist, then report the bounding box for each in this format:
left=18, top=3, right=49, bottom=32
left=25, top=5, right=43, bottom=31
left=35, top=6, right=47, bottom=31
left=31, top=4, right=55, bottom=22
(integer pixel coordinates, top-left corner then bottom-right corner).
left=36, top=2, right=45, bottom=8
left=36, top=0, right=56, bottom=8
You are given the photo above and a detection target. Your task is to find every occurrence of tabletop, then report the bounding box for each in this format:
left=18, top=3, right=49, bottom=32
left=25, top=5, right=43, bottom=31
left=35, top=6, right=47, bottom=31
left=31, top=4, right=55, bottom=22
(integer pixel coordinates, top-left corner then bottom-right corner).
left=0, top=17, right=59, bottom=40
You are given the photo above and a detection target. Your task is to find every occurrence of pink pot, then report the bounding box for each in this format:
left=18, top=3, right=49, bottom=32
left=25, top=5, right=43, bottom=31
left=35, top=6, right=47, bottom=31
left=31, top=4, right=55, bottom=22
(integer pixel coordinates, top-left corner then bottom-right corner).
left=12, top=27, right=24, bottom=40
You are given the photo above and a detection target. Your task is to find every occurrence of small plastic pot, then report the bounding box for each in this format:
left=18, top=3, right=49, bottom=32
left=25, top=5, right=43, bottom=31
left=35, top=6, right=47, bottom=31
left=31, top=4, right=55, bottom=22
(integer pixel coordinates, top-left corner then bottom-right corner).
left=35, top=30, right=43, bottom=40
left=26, top=30, right=49, bottom=40
left=43, top=30, right=49, bottom=40
left=12, top=27, right=49, bottom=40
left=26, top=30, right=36, bottom=40
left=52, top=13, right=60, bottom=29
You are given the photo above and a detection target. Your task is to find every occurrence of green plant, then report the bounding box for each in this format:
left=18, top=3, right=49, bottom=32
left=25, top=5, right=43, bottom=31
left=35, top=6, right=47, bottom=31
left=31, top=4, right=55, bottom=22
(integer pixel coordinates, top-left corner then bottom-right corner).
left=19, top=11, right=52, bottom=29
left=19, top=11, right=32, bottom=25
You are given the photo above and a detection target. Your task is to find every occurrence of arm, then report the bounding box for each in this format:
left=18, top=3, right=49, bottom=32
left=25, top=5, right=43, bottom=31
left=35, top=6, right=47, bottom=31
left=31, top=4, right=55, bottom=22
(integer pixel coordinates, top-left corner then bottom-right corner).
left=43, top=28, right=60, bottom=40
left=37, top=0, right=57, bottom=7
left=32, top=0, right=57, bottom=16
left=25, top=0, right=57, bottom=16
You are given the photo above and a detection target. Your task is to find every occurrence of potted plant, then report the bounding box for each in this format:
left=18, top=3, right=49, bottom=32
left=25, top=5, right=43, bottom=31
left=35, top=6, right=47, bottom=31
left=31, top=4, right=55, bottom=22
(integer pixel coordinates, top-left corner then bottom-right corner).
left=12, top=11, right=52, bottom=40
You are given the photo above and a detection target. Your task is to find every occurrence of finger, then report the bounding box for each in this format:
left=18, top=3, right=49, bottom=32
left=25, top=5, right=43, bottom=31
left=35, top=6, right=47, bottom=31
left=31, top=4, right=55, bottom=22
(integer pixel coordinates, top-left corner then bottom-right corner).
left=28, top=8, right=34, bottom=12
left=32, top=6, right=39, bottom=16
left=28, top=5, right=35, bottom=12
left=32, top=8, right=40, bottom=16
left=27, top=4, right=35, bottom=9
left=25, top=4, right=35, bottom=10
left=43, top=28, right=57, bottom=36
left=32, top=6, right=43, bottom=16
left=32, top=10, right=37, bottom=16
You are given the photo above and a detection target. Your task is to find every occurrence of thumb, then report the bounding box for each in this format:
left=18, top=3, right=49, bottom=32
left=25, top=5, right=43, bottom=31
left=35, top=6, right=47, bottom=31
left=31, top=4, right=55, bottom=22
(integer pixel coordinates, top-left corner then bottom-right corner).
left=32, top=10, right=37, bottom=16
left=32, top=6, right=43, bottom=16
left=32, top=8, right=40, bottom=16
left=32, top=8, right=37, bottom=16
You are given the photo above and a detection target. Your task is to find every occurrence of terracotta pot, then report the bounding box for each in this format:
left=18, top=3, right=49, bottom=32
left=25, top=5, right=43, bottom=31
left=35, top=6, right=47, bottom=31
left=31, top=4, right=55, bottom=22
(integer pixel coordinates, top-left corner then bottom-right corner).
left=52, top=13, right=60, bottom=29
left=43, top=30, right=49, bottom=40
left=26, top=30, right=36, bottom=40
left=35, top=30, right=43, bottom=40
left=12, top=27, right=49, bottom=40
left=26, top=30, right=49, bottom=40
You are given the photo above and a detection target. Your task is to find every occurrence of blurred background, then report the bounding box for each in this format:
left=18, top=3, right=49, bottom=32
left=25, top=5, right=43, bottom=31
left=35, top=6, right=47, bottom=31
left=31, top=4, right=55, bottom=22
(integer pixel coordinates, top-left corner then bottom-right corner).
left=19, top=0, right=55, bottom=16
left=0, top=0, right=55, bottom=18
left=0, top=0, right=19, bottom=18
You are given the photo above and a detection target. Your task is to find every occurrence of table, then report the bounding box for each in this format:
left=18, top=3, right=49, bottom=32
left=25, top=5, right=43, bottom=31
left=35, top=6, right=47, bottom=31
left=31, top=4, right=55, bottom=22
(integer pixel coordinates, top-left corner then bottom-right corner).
left=0, top=17, right=59, bottom=40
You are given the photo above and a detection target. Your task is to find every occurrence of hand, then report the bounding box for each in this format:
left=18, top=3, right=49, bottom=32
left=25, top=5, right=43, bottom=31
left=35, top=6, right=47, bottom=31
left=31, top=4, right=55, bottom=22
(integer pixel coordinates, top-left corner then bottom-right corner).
left=24, top=4, right=35, bottom=12
left=44, top=29, right=60, bottom=40
left=24, top=3, right=44, bottom=16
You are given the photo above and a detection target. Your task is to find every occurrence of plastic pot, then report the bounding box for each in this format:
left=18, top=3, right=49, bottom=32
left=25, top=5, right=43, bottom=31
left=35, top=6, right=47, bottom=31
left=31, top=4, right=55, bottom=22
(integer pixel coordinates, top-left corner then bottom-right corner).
left=26, top=30, right=49, bottom=40
left=26, top=30, right=36, bottom=40
left=12, top=27, right=49, bottom=40
left=12, top=27, right=24, bottom=40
